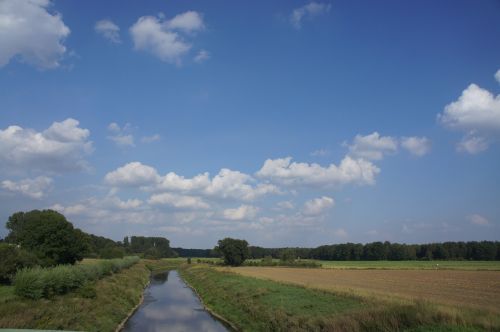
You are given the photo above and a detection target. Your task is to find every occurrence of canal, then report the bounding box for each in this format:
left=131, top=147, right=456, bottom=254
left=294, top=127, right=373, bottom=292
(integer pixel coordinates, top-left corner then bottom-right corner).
left=122, top=270, right=228, bottom=332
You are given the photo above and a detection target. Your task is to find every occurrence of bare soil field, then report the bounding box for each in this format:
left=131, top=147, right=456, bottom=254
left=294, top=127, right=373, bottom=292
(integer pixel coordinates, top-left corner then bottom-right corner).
left=229, top=267, right=500, bottom=312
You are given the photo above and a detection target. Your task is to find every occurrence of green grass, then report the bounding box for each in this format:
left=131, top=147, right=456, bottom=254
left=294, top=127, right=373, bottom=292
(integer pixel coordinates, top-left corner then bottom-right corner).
left=315, top=260, right=500, bottom=270
left=181, top=265, right=499, bottom=331
left=0, top=260, right=150, bottom=331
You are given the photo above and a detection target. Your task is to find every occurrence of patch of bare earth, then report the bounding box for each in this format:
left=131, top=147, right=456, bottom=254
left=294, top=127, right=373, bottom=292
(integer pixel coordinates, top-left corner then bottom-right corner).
left=229, top=267, right=500, bottom=312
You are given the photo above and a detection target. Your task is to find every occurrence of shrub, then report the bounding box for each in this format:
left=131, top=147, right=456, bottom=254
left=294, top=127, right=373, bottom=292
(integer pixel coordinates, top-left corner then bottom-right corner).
left=14, top=267, right=44, bottom=299
left=0, top=243, right=39, bottom=284
left=14, top=256, right=140, bottom=299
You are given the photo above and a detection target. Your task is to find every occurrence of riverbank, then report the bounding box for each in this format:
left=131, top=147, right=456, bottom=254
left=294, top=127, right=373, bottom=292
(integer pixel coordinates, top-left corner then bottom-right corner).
left=181, top=265, right=500, bottom=331
left=0, top=260, right=150, bottom=331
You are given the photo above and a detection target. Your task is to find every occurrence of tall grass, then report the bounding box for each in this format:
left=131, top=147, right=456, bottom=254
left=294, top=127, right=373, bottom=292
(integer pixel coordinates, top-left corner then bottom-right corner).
left=14, top=256, right=139, bottom=299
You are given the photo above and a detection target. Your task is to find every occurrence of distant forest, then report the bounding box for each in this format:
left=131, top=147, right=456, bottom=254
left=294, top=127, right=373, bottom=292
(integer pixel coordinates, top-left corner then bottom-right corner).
left=174, top=241, right=499, bottom=261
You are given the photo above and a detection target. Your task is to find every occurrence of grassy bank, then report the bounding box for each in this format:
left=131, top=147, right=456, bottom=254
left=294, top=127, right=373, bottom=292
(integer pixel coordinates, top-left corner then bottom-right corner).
left=0, top=260, right=150, bottom=331
left=181, top=265, right=498, bottom=331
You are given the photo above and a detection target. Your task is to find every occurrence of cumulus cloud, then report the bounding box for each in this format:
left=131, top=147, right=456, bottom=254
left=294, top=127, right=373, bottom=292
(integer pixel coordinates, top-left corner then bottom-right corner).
left=347, top=132, right=398, bottom=160
left=400, top=136, right=431, bottom=157
left=0, top=0, right=70, bottom=69
left=290, top=2, right=331, bottom=29
left=439, top=80, right=500, bottom=153
left=256, top=156, right=380, bottom=188
left=107, top=122, right=134, bottom=147
left=105, top=162, right=160, bottom=187
left=0, top=118, right=92, bottom=174
left=1, top=176, right=53, bottom=199
left=495, top=69, right=500, bottom=83
left=104, top=162, right=279, bottom=202
left=468, top=214, right=490, bottom=226
left=95, top=19, right=121, bottom=43
left=194, top=49, right=210, bottom=63
left=148, top=192, right=209, bottom=210
left=130, top=11, right=204, bottom=65
left=302, top=196, right=334, bottom=216
left=223, top=205, right=258, bottom=221
left=165, top=11, right=205, bottom=33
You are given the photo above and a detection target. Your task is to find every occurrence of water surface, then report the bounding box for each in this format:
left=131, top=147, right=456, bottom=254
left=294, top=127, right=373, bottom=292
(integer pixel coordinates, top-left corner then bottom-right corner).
left=123, top=270, right=228, bottom=332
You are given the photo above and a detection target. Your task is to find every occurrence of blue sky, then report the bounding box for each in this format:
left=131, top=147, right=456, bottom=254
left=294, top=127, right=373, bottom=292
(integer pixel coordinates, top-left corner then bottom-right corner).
left=1, top=0, right=499, bottom=248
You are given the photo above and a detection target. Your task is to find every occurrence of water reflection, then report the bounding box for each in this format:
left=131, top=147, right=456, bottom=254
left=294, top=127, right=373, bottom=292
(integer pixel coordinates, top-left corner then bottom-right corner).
left=122, top=270, right=228, bottom=332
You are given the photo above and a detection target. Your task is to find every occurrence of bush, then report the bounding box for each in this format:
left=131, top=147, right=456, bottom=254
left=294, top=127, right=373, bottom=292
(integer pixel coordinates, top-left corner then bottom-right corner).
left=0, top=243, right=39, bottom=284
left=14, top=256, right=140, bottom=299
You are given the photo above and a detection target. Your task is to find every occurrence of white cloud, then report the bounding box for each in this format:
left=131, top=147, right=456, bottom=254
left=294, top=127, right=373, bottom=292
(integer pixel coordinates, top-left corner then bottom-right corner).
left=0, top=118, right=92, bottom=174
left=495, top=69, right=500, bottom=83
left=256, top=156, right=380, bottom=188
left=456, top=134, right=488, bottom=154
left=400, top=136, right=431, bottom=157
left=1, top=176, right=52, bottom=199
left=439, top=80, right=500, bottom=154
left=468, top=214, right=490, bottom=226
left=194, top=49, right=210, bottom=63
left=107, top=122, right=135, bottom=147
left=105, top=162, right=160, bottom=187
left=0, top=0, right=70, bottom=69
left=347, top=132, right=398, bottom=160
left=141, top=134, right=161, bottom=143
left=166, top=11, right=205, bottom=33
left=95, top=19, right=121, bottom=43
left=148, top=192, right=209, bottom=210
left=302, top=196, right=334, bottom=216
left=439, top=84, right=500, bottom=132
left=290, top=2, right=331, bottom=29
left=223, top=205, right=258, bottom=221
left=130, top=11, right=205, bottom=65
left=158, top=168, right=280, bottom=201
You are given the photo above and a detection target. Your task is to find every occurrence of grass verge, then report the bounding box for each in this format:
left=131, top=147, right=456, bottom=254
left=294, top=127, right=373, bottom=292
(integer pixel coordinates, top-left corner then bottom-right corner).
left=180, top=265, right=499, bottom=331
left=0, top=260, right=150, bottom=331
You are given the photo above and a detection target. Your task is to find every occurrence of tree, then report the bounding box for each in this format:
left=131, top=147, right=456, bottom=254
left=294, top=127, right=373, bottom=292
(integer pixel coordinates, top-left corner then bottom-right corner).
left=215, top=238, right=250, bottom=266
left=5, top=210, right=87, bottom=266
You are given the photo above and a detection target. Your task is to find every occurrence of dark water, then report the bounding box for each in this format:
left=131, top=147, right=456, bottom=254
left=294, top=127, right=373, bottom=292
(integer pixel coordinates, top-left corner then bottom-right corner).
left=122, top=270, right=228, bottom=332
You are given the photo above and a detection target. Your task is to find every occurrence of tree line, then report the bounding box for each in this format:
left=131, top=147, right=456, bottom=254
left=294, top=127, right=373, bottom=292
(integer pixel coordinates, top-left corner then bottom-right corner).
left=247, top=241, right=500, bottom=261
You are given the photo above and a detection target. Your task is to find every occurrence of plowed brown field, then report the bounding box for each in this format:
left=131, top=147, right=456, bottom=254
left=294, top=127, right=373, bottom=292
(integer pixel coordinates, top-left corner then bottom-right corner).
left=229, top=267, right=500, bottom=312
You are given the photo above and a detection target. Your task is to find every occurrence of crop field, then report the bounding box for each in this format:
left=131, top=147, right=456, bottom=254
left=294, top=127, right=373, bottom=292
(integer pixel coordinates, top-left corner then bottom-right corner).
left=230, top=266, right=500, bottom=313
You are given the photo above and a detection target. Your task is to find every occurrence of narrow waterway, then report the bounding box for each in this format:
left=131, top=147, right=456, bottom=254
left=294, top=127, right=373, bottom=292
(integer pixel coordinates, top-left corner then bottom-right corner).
left=122, top=270, right=228, bottom=332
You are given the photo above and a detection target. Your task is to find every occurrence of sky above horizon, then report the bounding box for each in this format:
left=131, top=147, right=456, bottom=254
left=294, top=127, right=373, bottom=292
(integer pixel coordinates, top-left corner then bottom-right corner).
left=1, top=0, right=499, bottom=248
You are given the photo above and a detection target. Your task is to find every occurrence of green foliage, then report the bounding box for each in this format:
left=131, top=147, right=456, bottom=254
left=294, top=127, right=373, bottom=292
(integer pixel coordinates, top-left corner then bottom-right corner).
left=187, top=257, right=192, bottom=264
left=13, top=256, right=139, bottom=299
left=280, top=248, right=296, bottom=262
left=130, top=236, right=174, bottom=258
left=0, top=243, right=39, bottom=284
left=98, top=246, right=125, bottom=259
left=0, top=261, right=151, bottom=331
left=5, top=210, right=88, bottom=266
left=215, top=237, right=250, bottom=266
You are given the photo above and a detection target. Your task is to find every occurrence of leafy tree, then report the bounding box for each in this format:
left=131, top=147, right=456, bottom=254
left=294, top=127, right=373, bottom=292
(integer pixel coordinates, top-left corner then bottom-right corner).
left=215, top=238, right=250, bottom=266
left=5, top=210, right=87, bottom=266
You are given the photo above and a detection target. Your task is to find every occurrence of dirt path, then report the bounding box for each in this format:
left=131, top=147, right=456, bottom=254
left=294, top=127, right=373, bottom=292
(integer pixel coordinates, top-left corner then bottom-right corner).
left=228, top=267, right=500, bottom=312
